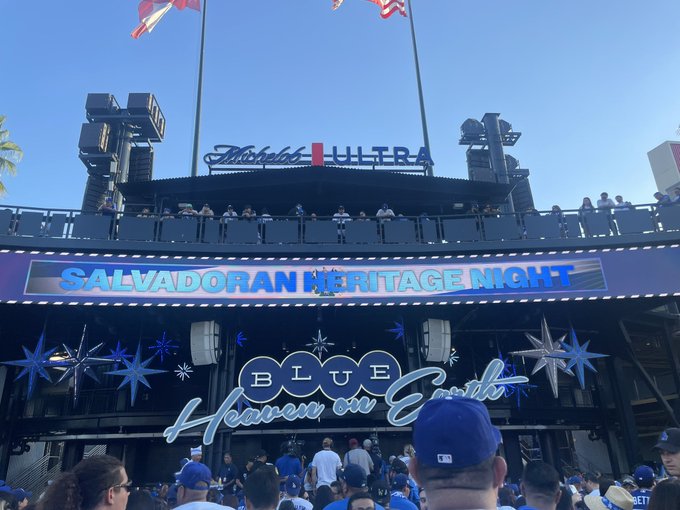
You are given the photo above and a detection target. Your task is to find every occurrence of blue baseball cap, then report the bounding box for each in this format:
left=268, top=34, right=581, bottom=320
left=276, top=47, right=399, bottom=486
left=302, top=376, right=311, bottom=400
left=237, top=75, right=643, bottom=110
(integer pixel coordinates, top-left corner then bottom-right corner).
left=567, top=476, right=583, bottom=485
left=341, top=464, right=367, bottom=488
left=391, top=473, right=409, bottom=490
left=178, top=462, right=212, bottom=490
left=12, top=489, right=32, bottom=501
left=655, top=428, right=680, bottom=453
left=286, top=475, right=302, bottom=496
left=413, top=396, right=502, bottom=469
left=634, top=466, right=654, bottom=484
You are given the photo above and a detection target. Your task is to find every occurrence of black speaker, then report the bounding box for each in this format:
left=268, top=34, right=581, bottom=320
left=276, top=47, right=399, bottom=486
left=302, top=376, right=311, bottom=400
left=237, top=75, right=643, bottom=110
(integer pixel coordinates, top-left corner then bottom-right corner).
left=128, top=146, right=154, bottom=182
left=78, top=122, right=110, bottom=154
left=85, top=93, right=119, bottom=116
left=81, top=175, right=109, bottom=212
left=190, top=321, right=220, bottom=366
left=127, top=93, right=155, bottom=115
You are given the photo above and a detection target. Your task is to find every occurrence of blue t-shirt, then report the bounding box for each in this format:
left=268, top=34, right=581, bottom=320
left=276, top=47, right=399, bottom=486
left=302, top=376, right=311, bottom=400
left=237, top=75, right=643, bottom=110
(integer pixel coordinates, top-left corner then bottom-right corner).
left=324, top=498, right=385, bottom=510
left=276, top=455, right=302, bottom=477
left=632, top=488, right=652, bottom=510
left=390, top=492, right=418, bottom=510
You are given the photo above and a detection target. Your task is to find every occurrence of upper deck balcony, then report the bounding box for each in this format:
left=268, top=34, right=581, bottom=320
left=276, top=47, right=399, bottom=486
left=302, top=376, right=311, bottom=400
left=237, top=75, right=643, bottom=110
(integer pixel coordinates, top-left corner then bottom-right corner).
left=0, top=202, right=679, bottom=256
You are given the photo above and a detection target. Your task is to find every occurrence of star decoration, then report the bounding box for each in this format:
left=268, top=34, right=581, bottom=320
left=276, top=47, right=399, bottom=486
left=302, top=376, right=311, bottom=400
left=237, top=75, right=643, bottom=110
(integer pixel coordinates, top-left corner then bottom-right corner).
left=446, top=348, right=460, bottom=367
left=386, top=319, right=405, bottom=342
left=2, top=329, right=57, bottom=398
left=547, top=328, right=609, bottom=389
left=236, top=332, right=248, bottom=348
left=510, top=316, right=574, bottom=399
left=147, top=332, right=179, bottom=363
left=56, top=325, right=116, bottom=405
left=305, top=330, right=335, bottom=361
left=107, top=343, right=167, bottom=406
left=104, top=341, right=134, bottom=370
left=499, top=356, right=537, bottom=408
left=174, top=363, right=194, bottom=381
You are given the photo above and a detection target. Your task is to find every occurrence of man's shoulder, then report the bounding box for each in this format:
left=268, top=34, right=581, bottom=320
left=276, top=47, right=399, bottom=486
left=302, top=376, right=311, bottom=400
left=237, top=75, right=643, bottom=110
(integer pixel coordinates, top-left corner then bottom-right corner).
left=323, top=499, right=347, bottom=510
left=390, top=496, right=417, bottom=510
left=292, top=497, right=314, bottom=510
left=175, top=502, right=234, bottom=510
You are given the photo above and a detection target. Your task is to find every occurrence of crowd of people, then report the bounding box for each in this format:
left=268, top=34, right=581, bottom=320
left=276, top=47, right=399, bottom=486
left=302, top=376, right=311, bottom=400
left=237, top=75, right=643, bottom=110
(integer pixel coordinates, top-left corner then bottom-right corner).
left=97, top=187, right=680, bottom=225
left=1, top=397, right=679, bottom=510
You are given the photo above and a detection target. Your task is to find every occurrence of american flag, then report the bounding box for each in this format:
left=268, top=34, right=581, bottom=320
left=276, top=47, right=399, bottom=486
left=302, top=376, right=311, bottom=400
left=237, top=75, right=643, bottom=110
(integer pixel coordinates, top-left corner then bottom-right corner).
left=333, top=0, right=407, bottom=19
left=132, top=0, right=201, bottom=39
left=369, top=0, right=407, bottom=19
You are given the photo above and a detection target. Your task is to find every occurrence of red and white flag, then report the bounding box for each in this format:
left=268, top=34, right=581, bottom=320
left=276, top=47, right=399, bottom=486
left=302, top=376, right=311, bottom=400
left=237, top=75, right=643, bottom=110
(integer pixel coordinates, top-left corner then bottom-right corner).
left=132, top=0, right=201, bottom=39
left=369, top=0, right=407, bottom=19
left=332, top=0, right=406, bottom=19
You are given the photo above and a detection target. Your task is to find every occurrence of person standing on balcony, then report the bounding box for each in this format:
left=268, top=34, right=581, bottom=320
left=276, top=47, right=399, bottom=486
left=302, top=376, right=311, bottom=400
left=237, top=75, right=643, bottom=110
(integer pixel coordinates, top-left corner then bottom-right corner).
left=376, top=204, right=395, bottom=222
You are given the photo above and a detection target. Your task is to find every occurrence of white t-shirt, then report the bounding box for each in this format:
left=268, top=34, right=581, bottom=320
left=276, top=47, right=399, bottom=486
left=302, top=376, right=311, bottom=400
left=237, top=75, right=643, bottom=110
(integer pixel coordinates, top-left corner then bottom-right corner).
left=312, top=449, right=342, bottom=488
left=175, top=502, right=235, bottom=510
left=278, top=496, right=313, bottom=510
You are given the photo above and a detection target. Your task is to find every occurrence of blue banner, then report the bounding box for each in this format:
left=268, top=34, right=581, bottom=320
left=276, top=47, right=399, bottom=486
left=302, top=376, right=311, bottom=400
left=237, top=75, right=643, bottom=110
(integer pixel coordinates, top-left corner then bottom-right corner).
left=0, top=245, right=676, bottom=305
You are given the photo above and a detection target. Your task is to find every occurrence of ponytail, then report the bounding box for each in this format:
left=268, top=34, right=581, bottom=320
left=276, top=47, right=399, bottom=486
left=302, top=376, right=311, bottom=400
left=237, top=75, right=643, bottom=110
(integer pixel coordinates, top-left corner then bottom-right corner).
left=37, top=455, right=124, bottom=510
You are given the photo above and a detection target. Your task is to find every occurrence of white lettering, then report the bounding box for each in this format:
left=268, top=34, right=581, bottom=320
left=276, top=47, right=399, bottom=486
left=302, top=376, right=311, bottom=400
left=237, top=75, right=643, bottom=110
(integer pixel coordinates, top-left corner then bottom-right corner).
left=370, top=364, right=390, bottom=380
left=291, top=366, right=312, bottom=381
left=329, top=370, right=352, bottom=386
left=252, top=372, right=272, bottom=387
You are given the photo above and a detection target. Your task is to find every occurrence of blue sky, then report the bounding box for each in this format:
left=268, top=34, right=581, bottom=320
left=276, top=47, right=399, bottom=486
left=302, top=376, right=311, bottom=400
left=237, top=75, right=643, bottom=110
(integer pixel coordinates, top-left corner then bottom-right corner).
left=2, top=0, right=680, bottom=211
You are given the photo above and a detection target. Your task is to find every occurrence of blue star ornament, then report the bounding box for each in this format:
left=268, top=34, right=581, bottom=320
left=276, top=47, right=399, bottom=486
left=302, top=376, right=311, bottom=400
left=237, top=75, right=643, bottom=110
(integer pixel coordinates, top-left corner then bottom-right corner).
left=148, top=332, right=179, bottom=364
left=56, top=325, right=115, bottom=405
left=105, top=341, right=134, bottom=369
left=2, top=330, right=57, bottom=398
left=547, top=328, right=609, bottom=389
left=511, top=316, right=574, bottom=399
left=386, top=319, right=405, bottom=341
left=107, top=344, right=167, bottom=406
left=236, top=332, right=248, bottom=348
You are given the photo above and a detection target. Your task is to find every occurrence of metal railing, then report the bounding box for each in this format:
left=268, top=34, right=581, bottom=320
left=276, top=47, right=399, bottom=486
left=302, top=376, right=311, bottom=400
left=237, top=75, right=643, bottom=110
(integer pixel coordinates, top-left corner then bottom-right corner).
left=7, top=454, right=61, bottom=499
left=0, top=202, right=677, bottom=246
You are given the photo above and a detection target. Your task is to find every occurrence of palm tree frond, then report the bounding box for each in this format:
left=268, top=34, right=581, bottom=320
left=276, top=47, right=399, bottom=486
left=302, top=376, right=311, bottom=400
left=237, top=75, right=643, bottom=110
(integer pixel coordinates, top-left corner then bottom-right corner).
left=0, top=141, right=23, bottom=161
left=0, top=159, right=17, bottom=176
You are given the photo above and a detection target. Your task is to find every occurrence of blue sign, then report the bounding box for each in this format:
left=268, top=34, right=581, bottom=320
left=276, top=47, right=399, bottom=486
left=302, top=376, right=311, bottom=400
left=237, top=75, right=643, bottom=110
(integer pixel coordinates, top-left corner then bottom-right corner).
left=1, top=245, right=678, bottom=306
left=163, top=355, right=529, bottom=444
left=238, top=351, right=402, bottom=403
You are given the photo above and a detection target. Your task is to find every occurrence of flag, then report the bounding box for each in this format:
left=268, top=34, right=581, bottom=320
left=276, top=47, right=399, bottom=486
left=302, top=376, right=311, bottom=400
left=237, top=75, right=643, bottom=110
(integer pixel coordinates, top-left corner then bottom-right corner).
left=132, top=0, right=201, bottom=39
left=332, top=0, right=406, bottom=19
left=369, top=0, right=406, bottom=19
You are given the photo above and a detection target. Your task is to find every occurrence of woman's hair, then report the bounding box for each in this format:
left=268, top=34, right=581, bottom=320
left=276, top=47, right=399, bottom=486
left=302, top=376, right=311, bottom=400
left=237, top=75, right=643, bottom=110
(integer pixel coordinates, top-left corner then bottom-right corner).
left=37, top=455, right=124, bottom=510
left=403, top=444, right=415, bottom=457
left=582, top=197, right=592, bottom=206
left=556, top=487, right=574, bottom=510
left=313, top=486, right=335, bottom=510
left=280, top=501, right=295, bottom=510
left=648, top=479, right=680, bottom=510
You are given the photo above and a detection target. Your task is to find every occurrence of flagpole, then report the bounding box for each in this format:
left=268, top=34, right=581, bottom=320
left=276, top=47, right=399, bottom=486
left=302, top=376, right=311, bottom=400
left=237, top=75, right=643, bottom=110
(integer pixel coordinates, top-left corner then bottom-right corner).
left=190, top=0, right=208, bottom=177
left=406, top=0, right=433, bottom=177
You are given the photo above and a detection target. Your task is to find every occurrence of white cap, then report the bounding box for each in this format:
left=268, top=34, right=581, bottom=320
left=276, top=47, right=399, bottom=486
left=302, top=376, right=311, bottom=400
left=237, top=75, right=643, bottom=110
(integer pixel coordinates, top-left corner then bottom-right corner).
left=190, top=446, right=202, bottom=456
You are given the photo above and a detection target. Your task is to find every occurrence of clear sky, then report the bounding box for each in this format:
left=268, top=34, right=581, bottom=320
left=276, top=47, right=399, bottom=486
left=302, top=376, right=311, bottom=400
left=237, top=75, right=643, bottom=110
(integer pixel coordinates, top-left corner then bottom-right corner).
left=2, top=0, right=680, bottom=211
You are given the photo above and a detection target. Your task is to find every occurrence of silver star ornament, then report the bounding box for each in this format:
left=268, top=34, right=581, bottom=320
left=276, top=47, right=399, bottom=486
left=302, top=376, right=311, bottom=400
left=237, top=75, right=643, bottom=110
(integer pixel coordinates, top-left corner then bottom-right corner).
left=511, top=317, right=574, bottom=398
